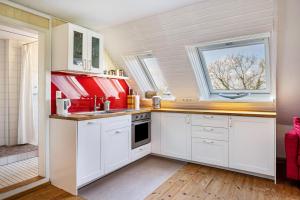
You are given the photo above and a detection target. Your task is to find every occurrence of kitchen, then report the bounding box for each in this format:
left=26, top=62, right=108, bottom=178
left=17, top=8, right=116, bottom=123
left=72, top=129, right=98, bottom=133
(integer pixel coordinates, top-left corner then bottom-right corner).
left=0, top=0, right=300, bottom=199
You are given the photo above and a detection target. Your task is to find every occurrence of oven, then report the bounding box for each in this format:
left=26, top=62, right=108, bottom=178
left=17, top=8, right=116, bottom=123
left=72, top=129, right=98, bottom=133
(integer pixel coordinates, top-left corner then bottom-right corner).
left=131, top=112, right=151, bottom=149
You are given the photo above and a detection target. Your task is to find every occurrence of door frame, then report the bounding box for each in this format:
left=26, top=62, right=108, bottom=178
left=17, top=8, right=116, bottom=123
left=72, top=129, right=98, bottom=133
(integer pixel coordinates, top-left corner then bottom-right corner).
left=0, top=3, right=51, bottom=198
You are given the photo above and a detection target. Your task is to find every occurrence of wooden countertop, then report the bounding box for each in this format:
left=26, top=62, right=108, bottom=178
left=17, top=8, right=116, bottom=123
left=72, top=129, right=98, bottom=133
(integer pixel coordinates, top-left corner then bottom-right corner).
left=49, top=108, right=276, bottom=121
left=49, top=109, right=151, bottom=121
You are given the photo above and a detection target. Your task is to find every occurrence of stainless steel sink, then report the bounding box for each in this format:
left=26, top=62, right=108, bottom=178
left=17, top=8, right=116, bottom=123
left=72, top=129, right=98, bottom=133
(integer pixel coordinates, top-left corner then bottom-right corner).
left=74, top=109, right=132, bottom=116
left=74, top=111, right=108, bottom=115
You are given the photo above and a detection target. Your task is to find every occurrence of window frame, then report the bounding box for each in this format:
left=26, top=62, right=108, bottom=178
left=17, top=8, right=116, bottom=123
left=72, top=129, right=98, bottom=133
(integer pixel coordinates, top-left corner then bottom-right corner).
left=137, top=53, right=159, bottom=92
left=186, top=33, right=273, bottom=102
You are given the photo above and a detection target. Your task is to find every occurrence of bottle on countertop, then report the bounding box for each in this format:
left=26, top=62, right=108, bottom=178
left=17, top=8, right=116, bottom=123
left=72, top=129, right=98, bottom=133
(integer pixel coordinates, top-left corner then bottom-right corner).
left=104, top=99, right=110, bottom=111
left=135, top=93, right=140, bottom=111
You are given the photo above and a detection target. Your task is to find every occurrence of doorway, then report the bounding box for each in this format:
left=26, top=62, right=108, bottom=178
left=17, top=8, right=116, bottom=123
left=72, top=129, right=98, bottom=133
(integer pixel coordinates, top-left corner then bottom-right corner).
left=0, top=24, right=41, bottom=192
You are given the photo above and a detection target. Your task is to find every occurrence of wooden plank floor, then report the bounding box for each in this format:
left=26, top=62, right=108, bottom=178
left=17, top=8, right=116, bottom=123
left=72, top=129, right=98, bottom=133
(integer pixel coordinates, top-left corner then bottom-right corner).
left=146, top=164, right=300, bottom=200
left=0, top=157, right=38, bottom=190
left=7, top=162, right=300, bottom=200
left=6, top=184, right=84, bottom=200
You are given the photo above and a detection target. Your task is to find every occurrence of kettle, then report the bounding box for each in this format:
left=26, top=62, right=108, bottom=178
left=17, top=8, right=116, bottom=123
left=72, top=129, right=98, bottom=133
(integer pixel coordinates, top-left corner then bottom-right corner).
left=56, top=98, right=71, bottom=115
left=152, top=96, right=161, bottom=109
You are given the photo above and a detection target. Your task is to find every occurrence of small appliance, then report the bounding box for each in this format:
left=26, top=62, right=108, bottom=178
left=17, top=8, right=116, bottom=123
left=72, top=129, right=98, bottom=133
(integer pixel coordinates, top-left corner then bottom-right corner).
left=152, top=96, right=161, bottom=109
left=56, top=98, right=71, bottom=115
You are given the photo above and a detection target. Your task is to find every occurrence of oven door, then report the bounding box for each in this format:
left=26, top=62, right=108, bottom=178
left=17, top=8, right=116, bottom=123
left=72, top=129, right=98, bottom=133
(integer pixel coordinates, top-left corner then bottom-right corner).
left=132, top=120, right=151, bottom=149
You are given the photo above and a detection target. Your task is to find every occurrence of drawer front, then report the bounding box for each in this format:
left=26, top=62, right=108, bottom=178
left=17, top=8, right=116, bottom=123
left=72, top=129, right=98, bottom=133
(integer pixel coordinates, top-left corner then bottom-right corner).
left=131, top=143, right=151, bottom=162
left=192, top=138, right=228, bottom=167
left=192, top=114, right=229, bottom=128
left=102, top=115, right=131, bottom=131
left=192, top=126, right=228, bottom=141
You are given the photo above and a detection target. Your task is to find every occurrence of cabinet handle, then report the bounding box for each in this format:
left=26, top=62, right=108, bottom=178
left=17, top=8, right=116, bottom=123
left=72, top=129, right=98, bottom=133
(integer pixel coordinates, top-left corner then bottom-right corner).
left=203, top=127, right=214, bottom=132
left=87, top=121, right=96, bottom=125
left=203, top=115, right=214, bottom=119
left=114, top=130, right=121, bottom=134
left=186, top=115, right=191, bottom=124
left=229, top=117, right=232, bottom=128
left=203, top=139, right=214, bottom=144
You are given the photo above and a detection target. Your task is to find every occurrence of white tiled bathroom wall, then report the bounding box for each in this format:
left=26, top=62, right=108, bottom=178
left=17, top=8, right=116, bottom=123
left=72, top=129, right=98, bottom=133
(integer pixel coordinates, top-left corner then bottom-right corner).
left=0, top=39, right=22, bottom=146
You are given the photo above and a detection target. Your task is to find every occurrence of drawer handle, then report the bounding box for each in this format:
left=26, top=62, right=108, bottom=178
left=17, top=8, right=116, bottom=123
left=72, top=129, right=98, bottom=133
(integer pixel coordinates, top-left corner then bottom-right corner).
left=87, top=122, right=96, bottom=125
left=203, top=128, right=214, bottom=132
left=203, top=116, right=214, bottom=119
left=203, top=140, right=214, bottom=144
left=114, top=130, right=121, bottom=134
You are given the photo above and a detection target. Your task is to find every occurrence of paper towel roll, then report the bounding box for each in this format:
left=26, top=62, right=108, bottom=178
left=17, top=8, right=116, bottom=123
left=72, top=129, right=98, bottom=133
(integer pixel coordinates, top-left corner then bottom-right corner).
left=135, top=95, right=140, bottom=110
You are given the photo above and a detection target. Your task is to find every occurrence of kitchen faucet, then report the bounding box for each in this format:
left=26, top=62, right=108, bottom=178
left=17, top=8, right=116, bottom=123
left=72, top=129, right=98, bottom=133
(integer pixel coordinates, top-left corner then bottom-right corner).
left=94, top=95, right=103, bottom=111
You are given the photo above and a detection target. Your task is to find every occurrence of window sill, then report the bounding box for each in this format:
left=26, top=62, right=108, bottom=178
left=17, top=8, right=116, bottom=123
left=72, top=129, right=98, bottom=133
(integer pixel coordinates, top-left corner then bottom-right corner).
left=199, top=94, right=275, bottom=103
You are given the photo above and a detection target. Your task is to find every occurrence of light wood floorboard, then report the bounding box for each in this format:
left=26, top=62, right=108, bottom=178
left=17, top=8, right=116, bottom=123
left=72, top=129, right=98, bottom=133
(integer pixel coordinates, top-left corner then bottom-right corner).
left=146, top=163, right=300, bottom=200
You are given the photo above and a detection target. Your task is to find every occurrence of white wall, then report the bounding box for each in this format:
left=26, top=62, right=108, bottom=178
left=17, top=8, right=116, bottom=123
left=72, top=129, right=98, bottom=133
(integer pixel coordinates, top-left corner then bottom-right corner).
left=0, top=40, right=5, bottom=146
left=275, top=0, right=300, bottom=158
left=102, top=0, right=275, bottom=100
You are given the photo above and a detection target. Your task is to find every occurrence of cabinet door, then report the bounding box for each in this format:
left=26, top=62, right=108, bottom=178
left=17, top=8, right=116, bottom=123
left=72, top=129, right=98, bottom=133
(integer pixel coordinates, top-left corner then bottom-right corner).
left=161, top=113, right=191, bottom=160
left=69, top=24, right=88, bottom=72
left=87, top=32, right=103, bottom=74
left=77, top=120, right=102, bottom=186
left=151, top=112, right=161, bottom=154
left=103, top=126, right=130, bottom=174
left=229, top=116, right=275, bottom=176
left=192, top=138, right=228, bottom=167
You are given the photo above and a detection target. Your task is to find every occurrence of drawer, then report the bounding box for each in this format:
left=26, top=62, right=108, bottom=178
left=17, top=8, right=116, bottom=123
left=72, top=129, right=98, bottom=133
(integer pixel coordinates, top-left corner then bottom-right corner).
left=102, top=115, right=131, bottom=131
left=192, top=138, right=228, bottom=167
left=192, top=114, right=229, bottom=128
left=192, top=126, right=228, bottom=141
left=131, top=143, right=151, bottom=162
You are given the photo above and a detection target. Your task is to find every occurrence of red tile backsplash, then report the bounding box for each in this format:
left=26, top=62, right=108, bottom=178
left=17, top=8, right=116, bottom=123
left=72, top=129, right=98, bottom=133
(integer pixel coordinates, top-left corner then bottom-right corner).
left=51, top=72, right=129, bottom=114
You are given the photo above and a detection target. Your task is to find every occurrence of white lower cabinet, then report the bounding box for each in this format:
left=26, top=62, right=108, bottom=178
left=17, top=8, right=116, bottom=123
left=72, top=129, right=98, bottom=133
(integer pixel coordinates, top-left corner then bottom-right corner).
left=151, top=112, right=161, bottom=154
left=229, top=116, right=275, bottom=176
left=131, top=143, right=151, bottom=162
left=192, top=138, right=228, bottom=167
left=151, top=112, right=276, bottom=179
left=77, top=120, right=103, bottom=187
left=102, top=116, right=131, bottom=174
left=102, top=127, right=131, bottom=174
left=161, top=113, right=191, bottom=160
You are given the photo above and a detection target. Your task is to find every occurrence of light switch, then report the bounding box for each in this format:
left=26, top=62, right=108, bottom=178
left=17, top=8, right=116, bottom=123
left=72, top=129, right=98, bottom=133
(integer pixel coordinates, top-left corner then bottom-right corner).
left=56, top=91, right=62, bottom=99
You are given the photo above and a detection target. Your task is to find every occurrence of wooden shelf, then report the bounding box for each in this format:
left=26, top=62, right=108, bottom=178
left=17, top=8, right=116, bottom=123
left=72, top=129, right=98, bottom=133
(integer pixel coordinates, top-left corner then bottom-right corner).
left=51, top=70, right=129, bottom=80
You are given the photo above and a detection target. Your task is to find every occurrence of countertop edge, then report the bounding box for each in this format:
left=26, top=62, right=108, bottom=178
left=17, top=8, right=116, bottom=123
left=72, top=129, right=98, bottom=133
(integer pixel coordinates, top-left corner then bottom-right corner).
left=49, top=108, right=276, bottom=121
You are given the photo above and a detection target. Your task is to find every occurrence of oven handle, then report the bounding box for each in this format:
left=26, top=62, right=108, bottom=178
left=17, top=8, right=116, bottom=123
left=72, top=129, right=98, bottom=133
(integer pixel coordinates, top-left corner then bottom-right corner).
left=132, top=120, right=151, bottom=126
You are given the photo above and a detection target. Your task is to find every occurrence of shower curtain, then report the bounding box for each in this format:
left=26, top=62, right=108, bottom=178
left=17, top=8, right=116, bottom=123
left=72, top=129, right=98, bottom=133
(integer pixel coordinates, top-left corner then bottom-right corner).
left=18, top=42, right=38, bottom=145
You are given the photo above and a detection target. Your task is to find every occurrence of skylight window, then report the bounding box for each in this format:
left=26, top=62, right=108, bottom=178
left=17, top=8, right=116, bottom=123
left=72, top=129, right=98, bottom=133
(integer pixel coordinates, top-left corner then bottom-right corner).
left=123, top=53, right=173, bottom=99
left=187, top=33, right=273, bottom=101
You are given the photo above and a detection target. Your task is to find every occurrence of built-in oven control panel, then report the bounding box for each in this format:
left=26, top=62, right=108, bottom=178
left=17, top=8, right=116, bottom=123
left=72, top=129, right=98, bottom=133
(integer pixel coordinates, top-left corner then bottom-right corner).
left=132, top=112, right=151, bottom=122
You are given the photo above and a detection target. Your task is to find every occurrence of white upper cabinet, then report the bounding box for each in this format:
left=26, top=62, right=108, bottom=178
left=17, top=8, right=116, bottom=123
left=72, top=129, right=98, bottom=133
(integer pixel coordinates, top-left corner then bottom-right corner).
left=52, top=23, right=104, bottom=74
left=161, top=113, right=191, bottom=160
left=228, top=116, right=275, bottom=176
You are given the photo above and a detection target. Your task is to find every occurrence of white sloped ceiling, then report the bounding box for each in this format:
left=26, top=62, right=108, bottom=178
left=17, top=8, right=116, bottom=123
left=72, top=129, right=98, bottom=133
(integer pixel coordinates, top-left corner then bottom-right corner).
left=102, top=0, right=274, bottom=99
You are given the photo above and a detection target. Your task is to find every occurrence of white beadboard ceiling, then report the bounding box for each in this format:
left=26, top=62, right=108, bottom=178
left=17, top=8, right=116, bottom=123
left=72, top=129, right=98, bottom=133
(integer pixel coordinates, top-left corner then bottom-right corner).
left=10, top=0, right=203, bottom=29
left=102, top=0, right=275, bottom=99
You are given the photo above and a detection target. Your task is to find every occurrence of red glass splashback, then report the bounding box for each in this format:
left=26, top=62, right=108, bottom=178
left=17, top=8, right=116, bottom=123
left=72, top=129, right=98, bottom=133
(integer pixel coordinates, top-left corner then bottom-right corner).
left=51, top=72, right=129, bottom=114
